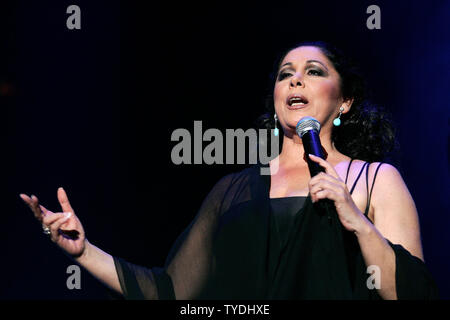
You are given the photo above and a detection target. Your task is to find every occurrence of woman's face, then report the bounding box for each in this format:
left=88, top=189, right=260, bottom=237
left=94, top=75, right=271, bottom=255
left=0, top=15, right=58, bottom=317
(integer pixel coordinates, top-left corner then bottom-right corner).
left=273, top=46, right=350, bottom=136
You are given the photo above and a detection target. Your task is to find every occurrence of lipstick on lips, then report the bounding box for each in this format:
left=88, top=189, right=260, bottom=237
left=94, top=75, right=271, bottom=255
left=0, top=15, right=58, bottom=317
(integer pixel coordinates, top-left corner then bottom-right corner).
left=286, top=93, right=309, bottom=110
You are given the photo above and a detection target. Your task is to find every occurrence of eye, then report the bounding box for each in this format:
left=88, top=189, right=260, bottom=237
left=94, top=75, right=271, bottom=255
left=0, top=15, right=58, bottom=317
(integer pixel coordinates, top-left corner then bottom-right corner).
left=277, top=71, right=292, bottom=81
left=307, top=69, right=323, bottom=76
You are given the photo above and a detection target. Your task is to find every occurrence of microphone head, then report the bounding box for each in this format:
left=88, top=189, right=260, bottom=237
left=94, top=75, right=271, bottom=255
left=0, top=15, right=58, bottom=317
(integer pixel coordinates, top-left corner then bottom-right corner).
left=296, top=116, right=321, bottom=138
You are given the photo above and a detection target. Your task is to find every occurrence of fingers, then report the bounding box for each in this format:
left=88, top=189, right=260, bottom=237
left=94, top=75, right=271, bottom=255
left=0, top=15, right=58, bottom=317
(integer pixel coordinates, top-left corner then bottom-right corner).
left=311, top=185, right=345, bottom=203
left=42, top=211, right=71, bottom=227
left=39, top=204, right=51, bottom=217
left=19, top=193, right=32, bottom=208
left=57, top=187, right=74, bottom=214
left=44, top=212, right=72, bottom=241
left=314, top=189, right=339, bottom=203
left=307, top=153, right=347, bottom=192
left=309, top=171, right=346, bottom=190
left=19, top=193, right=44, bottom=221
left=308, top=154, right=340, bottom=179
left=310, top=178, right=341, bottom=202
left=309, top=171, right=349, bottom=203
left=20, top=191, right=75, bottom=241
left=310, top=178, right=341, bottom=195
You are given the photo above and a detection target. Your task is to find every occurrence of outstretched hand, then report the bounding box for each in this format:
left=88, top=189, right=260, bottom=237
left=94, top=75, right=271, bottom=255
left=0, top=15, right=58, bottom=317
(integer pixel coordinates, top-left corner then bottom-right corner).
left=307, top=154, right=366, bottom=232
left=20, top=187, right=86, bottom=258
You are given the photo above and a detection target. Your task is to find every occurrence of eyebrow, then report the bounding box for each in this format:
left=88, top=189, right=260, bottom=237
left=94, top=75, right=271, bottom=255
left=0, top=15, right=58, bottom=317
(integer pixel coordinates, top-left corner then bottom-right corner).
left=280, top=60, right=329, bottom=71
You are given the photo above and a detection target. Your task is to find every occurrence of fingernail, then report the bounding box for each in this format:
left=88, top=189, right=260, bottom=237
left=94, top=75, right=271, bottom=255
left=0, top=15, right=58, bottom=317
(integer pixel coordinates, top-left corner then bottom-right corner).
left=64, top=212, right=72, bottom=218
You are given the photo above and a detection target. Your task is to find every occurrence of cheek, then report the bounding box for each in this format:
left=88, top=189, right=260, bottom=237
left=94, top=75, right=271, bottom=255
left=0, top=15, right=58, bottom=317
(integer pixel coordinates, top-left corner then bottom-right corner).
left=312, top=79, right=341, bottom=101
left=273, top=83, right=285, bottom=106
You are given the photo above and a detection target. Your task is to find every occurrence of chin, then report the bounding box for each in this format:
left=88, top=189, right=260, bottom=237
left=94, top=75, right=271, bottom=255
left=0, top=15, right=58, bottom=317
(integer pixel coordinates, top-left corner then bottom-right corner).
left=282, top=121, right=299, bottom=132
left=285, top=114, right=309, bottom=126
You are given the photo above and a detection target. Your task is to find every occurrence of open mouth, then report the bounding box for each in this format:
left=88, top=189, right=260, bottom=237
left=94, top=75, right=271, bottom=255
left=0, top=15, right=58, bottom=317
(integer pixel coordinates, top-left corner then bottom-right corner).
left=287, top=94, right=309, bottom=108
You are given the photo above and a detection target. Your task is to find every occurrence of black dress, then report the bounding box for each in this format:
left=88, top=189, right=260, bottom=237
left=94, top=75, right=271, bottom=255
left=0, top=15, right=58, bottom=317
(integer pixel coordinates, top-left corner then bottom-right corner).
left=112, top=160, right=439, bottom=299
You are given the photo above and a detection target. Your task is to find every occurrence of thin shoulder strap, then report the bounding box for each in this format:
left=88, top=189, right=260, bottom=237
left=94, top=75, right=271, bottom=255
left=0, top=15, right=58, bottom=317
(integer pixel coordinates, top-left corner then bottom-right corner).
left=364, top=162, right=384, bottom=216
left=344, top=158, right=354, bottom=184
left=349, top=162, right=369, bottom=195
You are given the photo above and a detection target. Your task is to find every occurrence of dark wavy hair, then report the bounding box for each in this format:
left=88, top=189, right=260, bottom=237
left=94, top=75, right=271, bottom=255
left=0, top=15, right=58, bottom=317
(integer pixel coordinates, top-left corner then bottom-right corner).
left=256, top=41, right=398, bottom=163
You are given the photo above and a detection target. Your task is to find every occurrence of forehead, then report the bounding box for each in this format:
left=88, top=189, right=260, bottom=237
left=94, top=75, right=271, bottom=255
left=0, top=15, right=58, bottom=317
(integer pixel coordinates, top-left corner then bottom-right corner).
left=280, top=46, right=331, bottom=68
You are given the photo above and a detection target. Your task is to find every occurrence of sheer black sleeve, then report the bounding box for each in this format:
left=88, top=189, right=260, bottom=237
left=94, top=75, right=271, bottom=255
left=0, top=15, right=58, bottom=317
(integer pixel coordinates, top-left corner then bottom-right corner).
left=391, top=242, right=439, bottom=299
left=112, top=172, right=237, bottom=300
left=348, top=231, right=439, bottom=300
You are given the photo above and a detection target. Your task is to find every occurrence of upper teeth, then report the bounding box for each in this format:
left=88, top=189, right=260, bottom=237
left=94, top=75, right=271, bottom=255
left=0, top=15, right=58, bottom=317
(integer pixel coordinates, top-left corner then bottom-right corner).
left=290, top=97, right=305, bottom=105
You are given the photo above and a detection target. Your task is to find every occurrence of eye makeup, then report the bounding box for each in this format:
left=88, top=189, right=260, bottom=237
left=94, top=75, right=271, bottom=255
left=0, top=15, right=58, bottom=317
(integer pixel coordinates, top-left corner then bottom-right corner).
left=277, top=63, right=327, bottom=81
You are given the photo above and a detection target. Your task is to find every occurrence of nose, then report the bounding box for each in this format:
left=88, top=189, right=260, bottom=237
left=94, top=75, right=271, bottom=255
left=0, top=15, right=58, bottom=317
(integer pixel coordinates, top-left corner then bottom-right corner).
left=290, top=73, right=304, bottom=88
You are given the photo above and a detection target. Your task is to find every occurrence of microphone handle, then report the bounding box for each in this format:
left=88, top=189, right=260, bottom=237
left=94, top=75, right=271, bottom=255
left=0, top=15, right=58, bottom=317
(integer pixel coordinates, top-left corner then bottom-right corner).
left=302, top=130, right=335, bottom=220
left=302, top=130, right=325, bottom=177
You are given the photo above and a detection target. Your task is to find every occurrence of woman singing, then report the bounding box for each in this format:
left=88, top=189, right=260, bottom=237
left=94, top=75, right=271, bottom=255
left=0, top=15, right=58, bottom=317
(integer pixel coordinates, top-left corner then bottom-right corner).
left=20, top=41, right=438, bottom=300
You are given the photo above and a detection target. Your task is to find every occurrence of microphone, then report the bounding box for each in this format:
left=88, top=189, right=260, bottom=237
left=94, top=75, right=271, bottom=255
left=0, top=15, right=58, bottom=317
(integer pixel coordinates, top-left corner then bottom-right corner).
left=296, top=116, right=334, bottom=218
left=295, top=116, right=326, bottom=177
left=295, top=117, right=333, bottom=220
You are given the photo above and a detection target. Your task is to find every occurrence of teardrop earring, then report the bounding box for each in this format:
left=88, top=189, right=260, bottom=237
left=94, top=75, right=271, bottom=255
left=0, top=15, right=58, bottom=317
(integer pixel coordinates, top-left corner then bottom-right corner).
left=274, top=113, right=279, bottom=136
left=333, top=107, right=345, bottom=126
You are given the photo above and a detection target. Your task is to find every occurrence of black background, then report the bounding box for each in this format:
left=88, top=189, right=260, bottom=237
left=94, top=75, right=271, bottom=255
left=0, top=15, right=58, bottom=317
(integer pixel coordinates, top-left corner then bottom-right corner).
left=1, top=0, right=449, bottom=300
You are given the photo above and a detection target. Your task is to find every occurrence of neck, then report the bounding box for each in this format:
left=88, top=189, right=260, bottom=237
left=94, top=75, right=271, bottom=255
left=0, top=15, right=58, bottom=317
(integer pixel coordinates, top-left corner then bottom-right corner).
left=277, top=125, right=341, bottom=169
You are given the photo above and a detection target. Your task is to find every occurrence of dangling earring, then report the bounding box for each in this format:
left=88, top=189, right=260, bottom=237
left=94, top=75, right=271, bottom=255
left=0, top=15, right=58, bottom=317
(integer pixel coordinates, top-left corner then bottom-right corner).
left=333, top=106, right=345, bottom=126
left=274, top=113, right=279, bottom=136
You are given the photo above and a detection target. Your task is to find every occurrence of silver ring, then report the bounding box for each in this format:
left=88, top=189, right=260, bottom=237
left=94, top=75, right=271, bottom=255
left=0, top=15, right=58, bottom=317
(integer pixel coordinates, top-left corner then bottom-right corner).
left=42, top=225, right=51, bottom=235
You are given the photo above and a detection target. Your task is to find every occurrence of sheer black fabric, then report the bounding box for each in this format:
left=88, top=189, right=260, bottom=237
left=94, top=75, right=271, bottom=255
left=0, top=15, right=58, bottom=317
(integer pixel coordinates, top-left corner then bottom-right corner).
left=112, top=161, right=439, bottom=300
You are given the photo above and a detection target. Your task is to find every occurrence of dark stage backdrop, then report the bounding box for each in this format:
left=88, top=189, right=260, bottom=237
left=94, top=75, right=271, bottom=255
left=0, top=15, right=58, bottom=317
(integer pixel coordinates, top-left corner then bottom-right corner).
left=2, top=0, right=449, bottom=299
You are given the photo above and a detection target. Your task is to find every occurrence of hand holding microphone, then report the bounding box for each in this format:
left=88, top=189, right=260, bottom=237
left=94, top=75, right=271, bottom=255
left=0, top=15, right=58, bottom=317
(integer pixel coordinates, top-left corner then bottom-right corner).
left=296, top=116, right=365, bottom=231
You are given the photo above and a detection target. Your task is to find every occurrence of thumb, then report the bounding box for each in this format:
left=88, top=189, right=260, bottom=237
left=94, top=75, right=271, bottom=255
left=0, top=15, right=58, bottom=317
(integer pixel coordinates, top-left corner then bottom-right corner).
left=57, top=187, right=74, bottom=214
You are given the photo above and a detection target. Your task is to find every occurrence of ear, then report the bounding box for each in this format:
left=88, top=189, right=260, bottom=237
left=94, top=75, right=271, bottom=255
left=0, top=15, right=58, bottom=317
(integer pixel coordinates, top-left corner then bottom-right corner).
left=340, top=97, right=354, bottom=114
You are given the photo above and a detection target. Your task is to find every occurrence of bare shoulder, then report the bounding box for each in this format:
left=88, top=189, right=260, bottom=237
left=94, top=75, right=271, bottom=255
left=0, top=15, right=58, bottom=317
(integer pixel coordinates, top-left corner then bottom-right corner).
left=369, top=162, right=409, bottom=201
left=367, top=162, right=424, bottom=260
left=372, top=162, right=402, bottom=178
left=334, top=157, right=366, bottom=180
left=335, top=157, right=408, bottom=199
left=367, top=161, right=413, bottom=213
